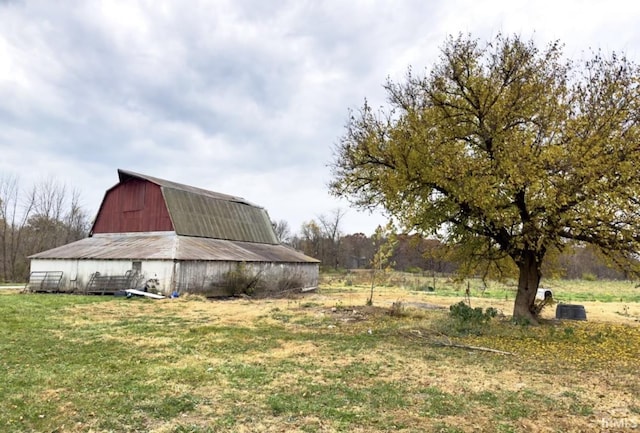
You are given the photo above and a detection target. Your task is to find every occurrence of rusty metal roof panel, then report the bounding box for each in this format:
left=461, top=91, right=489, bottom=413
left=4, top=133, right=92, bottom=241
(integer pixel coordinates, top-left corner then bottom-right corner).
left=29, top=233, right=178, bottom=260
left=175, top=237, right=319, bottom=262
left=30, top=233, right=319, bottom=263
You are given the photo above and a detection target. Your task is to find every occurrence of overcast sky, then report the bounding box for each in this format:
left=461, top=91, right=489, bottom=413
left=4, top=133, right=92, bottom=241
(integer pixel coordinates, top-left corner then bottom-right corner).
left=1, top=0, right=639, bottom=235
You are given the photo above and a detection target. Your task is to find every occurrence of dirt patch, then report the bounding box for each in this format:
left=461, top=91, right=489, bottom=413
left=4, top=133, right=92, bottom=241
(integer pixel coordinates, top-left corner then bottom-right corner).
left=324, top=305, right=387, bottom=323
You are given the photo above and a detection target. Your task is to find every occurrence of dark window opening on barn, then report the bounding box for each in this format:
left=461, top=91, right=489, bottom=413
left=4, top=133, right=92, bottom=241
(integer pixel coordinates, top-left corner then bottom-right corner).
left=132, top=261, right=142, bottom=272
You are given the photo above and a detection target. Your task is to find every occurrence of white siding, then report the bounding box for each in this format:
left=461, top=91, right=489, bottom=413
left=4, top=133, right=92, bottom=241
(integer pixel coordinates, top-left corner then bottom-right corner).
left=174, top=261, right=319, bottom=296
left=29, top=259, right=175, bottom=293
left=29, top=258, right=318, bottom=296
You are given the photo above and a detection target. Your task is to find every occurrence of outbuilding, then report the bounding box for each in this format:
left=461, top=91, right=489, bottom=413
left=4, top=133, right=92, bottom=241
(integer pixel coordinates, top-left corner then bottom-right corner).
left=28, top=169, right=319, bottom=296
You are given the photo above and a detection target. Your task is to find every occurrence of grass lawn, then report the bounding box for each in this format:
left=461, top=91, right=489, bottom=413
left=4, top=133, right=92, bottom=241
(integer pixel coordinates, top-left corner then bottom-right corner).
left=1, top=282, right=639, bottom=432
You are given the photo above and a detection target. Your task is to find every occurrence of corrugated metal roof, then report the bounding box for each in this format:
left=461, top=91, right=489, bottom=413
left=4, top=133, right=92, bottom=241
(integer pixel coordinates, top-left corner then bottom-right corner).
left=117, top=169, right=279, bottom=244
left=30, top=233, right=319, bottom=263
left=162, top=188, right=278, bottom=244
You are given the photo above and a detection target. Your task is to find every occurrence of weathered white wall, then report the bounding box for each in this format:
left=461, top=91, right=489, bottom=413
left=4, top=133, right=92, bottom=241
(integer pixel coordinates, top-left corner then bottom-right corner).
left=29, top=259, right=174, bottom=293
left=174, top=261, right=319, bottom=296
left=29, top=259, right=319, bottom=296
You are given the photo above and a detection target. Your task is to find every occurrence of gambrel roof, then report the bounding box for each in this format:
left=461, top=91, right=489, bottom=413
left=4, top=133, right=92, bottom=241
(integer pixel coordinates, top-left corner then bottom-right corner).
left=91, top=169, right=279, bottom=244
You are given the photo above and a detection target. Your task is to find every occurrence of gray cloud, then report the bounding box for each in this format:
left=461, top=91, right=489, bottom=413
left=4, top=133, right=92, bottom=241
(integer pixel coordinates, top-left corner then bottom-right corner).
left=1, top=0, right=640, bottom=234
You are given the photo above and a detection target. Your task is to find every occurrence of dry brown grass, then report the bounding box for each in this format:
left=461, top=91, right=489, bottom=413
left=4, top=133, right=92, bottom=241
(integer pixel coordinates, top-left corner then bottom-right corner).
left=59, top=286, right=638, bottom=432
left=3, top=282, right=639, bottom=433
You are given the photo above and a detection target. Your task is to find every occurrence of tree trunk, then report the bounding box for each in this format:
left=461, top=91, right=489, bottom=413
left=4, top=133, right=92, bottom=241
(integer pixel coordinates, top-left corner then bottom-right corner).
left=513, top=250, right=542, bottom=324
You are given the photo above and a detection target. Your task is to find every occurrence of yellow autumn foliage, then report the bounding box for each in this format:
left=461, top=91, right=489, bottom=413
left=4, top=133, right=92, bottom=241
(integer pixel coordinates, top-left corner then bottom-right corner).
left=462, top=321, right=640, bottom=370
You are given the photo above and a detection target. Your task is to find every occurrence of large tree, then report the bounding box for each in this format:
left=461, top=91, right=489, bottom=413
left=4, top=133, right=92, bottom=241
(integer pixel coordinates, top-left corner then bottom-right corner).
left=330, top=34, right=640, bottom=322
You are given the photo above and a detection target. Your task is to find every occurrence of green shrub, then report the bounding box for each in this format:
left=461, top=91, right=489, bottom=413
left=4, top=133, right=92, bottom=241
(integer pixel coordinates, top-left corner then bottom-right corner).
left=448, top=301, right=498, bottom=334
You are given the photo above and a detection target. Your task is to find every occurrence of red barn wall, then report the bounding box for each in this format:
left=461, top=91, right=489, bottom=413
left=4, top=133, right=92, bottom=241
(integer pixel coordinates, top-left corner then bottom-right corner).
left=92, top=179, right=174, bottom=234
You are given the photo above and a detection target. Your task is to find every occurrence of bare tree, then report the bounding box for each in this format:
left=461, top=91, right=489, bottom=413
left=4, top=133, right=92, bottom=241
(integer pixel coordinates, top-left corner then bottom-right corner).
left=271, top=219, right=292, bottom=245
left=317, top=208, right=346, bottom=270
left=63, top=189, right=91, bottom=243
left=0, top=175, right=35, bottom=281
left=0, top=175, right=91, bottom=282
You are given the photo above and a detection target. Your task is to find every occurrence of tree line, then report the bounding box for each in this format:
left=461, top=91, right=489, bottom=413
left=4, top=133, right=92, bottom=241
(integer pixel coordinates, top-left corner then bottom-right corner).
left=0, top=175, right=91, bottom=283
left=274, top=210, right=626, bottom=280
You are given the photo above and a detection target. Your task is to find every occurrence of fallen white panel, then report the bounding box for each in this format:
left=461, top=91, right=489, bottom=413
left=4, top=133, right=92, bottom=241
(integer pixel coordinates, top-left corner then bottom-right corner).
left=125, top=289, right=165, bottom=299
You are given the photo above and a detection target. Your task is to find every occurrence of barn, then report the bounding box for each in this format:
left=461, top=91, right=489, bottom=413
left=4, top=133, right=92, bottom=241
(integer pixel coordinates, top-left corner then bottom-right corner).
left=28, top=169, right=319, bottom=296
